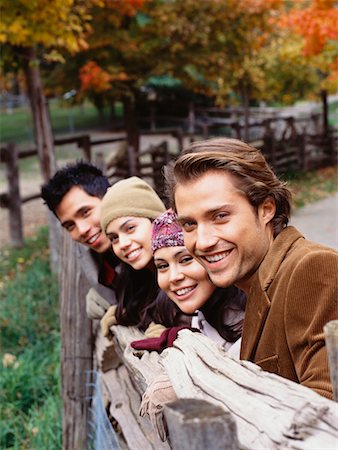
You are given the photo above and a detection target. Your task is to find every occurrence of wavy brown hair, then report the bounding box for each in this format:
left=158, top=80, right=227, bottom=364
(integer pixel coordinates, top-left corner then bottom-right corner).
left=164, top=138, right=292, bottom=238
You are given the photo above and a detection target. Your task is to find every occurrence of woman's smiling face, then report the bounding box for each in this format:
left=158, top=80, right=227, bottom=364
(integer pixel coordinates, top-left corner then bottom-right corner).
left=106, top=216, right=153, bottom=270
left=154, top=245, right=215, bottom=314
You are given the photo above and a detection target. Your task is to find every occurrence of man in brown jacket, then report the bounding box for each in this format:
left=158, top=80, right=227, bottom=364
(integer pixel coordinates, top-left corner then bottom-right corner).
left=166, top=137, right=337, bottom=399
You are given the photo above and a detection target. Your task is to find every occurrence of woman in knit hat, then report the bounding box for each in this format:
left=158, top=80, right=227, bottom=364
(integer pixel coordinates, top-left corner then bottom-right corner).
left=151, top=209, right=246, bottom=355
left=100, top=177, right=185, bottom=334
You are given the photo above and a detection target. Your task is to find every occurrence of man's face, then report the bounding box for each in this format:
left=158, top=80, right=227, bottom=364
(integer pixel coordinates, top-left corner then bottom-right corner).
left=175, top=170, right=275, bottom=293
left=55, top=186, right=111, bottom=253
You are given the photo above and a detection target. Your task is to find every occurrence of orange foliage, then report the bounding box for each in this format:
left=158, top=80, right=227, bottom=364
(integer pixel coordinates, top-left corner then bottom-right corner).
left=79, top=61, right=112, bottom=93
left=280, top=0, right=338, bottom=55
left=98, top=0, right=147, bottom=16
left=237, top=0, right=281, bottom=14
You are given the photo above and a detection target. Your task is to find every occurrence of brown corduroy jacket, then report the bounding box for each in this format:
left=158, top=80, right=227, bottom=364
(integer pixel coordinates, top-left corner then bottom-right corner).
left=240, top=226, right=338, bottom=399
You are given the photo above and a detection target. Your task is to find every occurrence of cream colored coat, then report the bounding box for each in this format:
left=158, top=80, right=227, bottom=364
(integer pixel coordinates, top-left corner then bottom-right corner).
left=240, top=226, right=338, bottom=399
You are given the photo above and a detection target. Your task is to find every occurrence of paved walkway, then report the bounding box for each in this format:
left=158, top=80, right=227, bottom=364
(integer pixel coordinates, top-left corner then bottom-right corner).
left=289, top=192, right=338, bottom=250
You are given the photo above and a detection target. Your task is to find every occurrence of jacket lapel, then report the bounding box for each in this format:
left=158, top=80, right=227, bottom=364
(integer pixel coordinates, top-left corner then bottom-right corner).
left=240, top=226, right=304, bottom=361
left=240, top=275, right=271, bottom=360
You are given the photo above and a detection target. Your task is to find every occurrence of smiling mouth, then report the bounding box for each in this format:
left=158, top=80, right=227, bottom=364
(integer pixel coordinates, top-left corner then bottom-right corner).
left=87, top=232, right=100, bottom=245
left=125, top=248, right=142, bottom=261
left=174, top=285, right=196, bottom=297
left=202, top=249, right=232, bottom=263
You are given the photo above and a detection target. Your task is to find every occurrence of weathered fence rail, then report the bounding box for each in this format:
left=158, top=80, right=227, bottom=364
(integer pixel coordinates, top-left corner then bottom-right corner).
left=97, top=324, right=337, bottom=450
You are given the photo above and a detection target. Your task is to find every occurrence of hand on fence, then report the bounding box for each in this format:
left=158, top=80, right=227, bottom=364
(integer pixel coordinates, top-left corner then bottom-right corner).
left=139, top=372, right=177, bottom=442
left=100, top=305, right=118, bottom=339
left=86, top=287, right=111, bottom=320
left=144, top=322, right=167, bottom=338
left=131, top=326, right=200, bottom=353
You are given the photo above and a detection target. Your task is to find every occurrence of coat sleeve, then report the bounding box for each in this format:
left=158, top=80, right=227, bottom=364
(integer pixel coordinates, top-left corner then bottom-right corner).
left=285, top=249, right=338, bottom=399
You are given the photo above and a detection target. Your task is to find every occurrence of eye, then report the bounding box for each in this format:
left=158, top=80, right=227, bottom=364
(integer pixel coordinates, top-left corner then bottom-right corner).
left=64, top=223, right=75, bottom=232
left=215, top=212, right=229, bottom=221
left=180, top=255, right=193, bottom=265
left=180, top=220, right=196, bottom=232
left=82, top=207, right=91, bottom=217
left=107, top=234, right=118, bottom=244
left=155, top=262, right=169, bottom=271
left=127, top=224, right=135, bottom=233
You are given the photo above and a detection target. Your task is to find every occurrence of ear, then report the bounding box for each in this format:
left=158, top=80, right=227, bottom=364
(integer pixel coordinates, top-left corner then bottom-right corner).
left=259, top=196, right=276, bottom=225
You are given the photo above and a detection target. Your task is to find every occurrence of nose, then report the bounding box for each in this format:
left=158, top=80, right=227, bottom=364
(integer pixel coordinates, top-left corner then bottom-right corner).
left=119, top=234, right=131, bottom=250
left=169, top=266, right=185, bottom=283
left=77, top=219, right=90, bottom=237
left=195, top=224, right=218, bottom=252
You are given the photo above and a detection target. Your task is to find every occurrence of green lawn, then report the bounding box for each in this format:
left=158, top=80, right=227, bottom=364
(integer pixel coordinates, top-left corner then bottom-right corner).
left=0, top=100, right=110, bottom=145
left=328, top=100, right=338, bottom=127
left=0, top=228, right=61, bottom=449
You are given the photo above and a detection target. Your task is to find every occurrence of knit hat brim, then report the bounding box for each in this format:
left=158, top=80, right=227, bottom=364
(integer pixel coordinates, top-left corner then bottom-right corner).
left=100, top=177, right=165, bottom=233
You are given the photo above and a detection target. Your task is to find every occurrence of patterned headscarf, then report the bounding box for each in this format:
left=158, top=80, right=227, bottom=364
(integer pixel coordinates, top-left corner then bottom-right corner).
left=151, top=209, right=184, bottom=254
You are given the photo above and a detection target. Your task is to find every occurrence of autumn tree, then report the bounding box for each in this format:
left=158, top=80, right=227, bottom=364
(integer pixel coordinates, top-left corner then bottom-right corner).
left=280, top=0, right=338, bottom=132
left=0, top=0, right=98, bottom=179
left=69, top=0, right=285, bottom=142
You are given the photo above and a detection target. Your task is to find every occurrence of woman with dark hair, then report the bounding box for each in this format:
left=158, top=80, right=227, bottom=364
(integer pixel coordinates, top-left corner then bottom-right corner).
left=151, top=209, right=246, bottom=356
left=137, top=209, right=246, bottom=442
left=99, top=177, right=184, bottom=335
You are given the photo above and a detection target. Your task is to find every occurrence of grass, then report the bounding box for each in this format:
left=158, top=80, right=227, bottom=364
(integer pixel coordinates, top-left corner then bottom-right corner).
left=283, top=165, right=338, bottom=209
left=0, top=227, right=61, bottom=449
left=0, top=99, right=111, bottom=145
left=328, top=100, right=338, bottom=127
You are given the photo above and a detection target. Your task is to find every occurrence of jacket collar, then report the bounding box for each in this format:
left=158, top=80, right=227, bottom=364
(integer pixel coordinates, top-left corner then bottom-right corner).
left=240, top=226, right=304, bottom=360
left=258, top=226, right=304, bottom=292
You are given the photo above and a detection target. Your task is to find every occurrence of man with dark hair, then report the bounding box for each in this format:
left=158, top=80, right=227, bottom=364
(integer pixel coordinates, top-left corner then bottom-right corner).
left=166, top=137, right=337, bottom=399
left=41, top=161, right=119, bottom=321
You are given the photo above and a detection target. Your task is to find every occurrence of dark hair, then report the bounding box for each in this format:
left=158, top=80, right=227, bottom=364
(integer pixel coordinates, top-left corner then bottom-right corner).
left=201, top=285, right=246, bottom=342
left=41, top=161, right=110, bottom=216
left=114, top=263, right=183, bottom=330
left=165, top=138, right=292, bottom=237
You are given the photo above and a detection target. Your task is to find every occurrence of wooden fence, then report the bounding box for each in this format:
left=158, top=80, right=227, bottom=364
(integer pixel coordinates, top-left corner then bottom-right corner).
left=60, top=230, right=338, bottom=449
left=1, top=115, right=337, bottom=247
left=0, top=129, right=182, bottom=247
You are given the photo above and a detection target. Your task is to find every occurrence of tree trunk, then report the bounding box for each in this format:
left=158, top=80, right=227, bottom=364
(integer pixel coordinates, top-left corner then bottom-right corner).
left=320, top=89, right=329, bottom=135
left=123, top=96, right=139, bottom=175
left=241, top=83, right=250, bottom=142
left=20, top=45, right=59, bottom=272
left=20, top=45, right=56, bottom=181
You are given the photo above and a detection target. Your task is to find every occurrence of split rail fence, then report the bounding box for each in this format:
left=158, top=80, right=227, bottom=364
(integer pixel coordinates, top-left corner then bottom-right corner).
left=0, top=129, right=181, bottom=247
left=1, top=112, right=337, bottom=248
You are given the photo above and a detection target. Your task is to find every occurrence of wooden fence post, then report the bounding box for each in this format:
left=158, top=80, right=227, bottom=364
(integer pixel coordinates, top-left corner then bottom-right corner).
left=324, top=320, right=338, bottom=402
left=188, top=101, right=195, bottom=134
left=164, top=398, right=238, bottom=450
left=2, top=143, right=24, bottom=247
left=127, top=145, right=137, bottom=176
left=79, top=135, right=92, bottom=161
left=60, top=232, right=93, bottom=450
left=94, top=151, right=106, bottom=175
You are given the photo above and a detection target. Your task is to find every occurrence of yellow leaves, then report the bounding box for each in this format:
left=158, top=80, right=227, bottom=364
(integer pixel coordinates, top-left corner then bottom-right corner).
left=44, top=50, right=66, bottom=64
left=1, top=0, right=94, bottom=52
left=110, top=72, right=129, bottom=81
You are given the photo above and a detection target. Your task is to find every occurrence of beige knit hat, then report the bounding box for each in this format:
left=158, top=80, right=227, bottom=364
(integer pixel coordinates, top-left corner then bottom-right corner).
left=100, top=176, right=166, bottom=233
